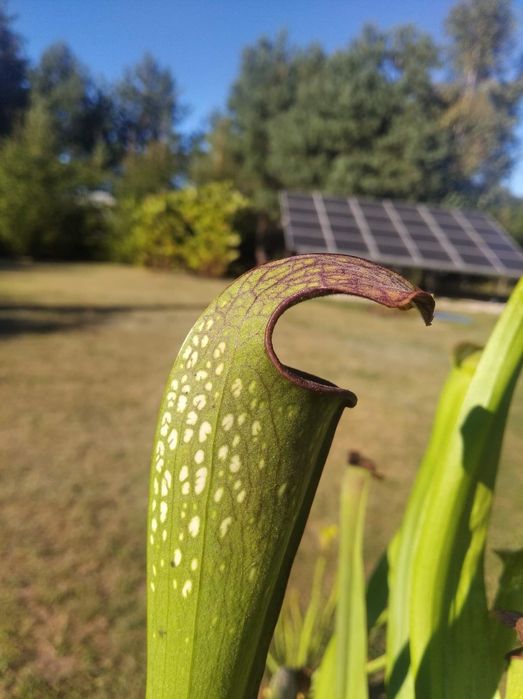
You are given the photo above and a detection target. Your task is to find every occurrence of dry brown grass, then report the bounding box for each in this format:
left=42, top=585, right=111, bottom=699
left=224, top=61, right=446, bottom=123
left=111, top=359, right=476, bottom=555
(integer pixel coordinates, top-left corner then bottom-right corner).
left=0, top=262, right=521, bottom=697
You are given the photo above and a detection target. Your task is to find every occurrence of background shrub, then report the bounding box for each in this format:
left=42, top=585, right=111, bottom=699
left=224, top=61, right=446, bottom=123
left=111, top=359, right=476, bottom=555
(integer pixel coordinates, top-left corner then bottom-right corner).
left=115, top=182, right=249, bottom=276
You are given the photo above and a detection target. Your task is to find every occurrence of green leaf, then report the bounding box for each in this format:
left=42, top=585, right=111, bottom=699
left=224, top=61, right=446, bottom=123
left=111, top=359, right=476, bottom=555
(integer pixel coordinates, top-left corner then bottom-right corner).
left=269, top=548, right=334, bottom=673
left=335, top=463, right=372, bottom=699
left=146, top=254, right=433, bottom=698
left=366, top=545, right=391, bottom=634
left=506, top=659, right=523, bottom=699
left=313, top=635, right=336, bottom=699
left=297, top=555, right=329, bottom=667
left=313, top=460, right=380, bottom=699
left=386, top=342, right=482, bottom=699
left=408, top=278, right=523, bottom=699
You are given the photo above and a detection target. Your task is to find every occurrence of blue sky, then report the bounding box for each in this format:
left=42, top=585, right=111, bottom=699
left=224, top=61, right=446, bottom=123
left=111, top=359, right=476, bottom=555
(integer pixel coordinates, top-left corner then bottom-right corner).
left=10, top=0, right=523, bottom=195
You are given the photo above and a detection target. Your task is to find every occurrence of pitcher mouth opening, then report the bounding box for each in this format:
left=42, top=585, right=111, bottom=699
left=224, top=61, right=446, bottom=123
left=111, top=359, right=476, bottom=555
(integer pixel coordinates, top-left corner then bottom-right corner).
left=263, top=286, right=362, bottom=409
left=259, top=255, right=434, bottom=409
left=278, top=364, right=358, bottom=408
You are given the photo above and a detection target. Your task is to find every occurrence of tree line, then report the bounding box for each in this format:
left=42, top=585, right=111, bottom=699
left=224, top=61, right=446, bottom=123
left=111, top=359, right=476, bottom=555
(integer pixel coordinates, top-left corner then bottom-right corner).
left=0, top=0, right=522, bottom=272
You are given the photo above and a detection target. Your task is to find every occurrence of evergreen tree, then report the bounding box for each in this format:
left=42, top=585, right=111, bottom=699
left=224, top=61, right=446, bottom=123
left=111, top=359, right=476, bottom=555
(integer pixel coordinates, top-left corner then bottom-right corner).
left=189, top=113, right=241, bottom=186
left=447, top=0, right=514, bottom=86
left=225, top=32, right=300, bottom=211
left=269, top=26, right=455, bottom=202
left=443, top=0, right=523, bottom=198
left=115, top=140, right=178, bottom=201
left=196, top=27, right=458, bottom=217
left=31, top=42, right=114, bottom=157
left=114, top=53, right=181, bottom=152
left=0, top=102, right=106, bottom=259
left=0, top=1, right=28, bottom=136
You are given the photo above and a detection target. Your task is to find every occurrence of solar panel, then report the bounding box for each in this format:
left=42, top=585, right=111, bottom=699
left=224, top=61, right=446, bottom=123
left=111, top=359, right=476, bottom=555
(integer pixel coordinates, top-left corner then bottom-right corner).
left=280, top=192, right=523, bottom=279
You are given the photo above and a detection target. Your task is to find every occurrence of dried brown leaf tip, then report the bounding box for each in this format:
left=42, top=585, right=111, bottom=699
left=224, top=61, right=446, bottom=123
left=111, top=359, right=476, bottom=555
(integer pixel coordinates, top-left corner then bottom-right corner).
left=347, top=450, right=384, bottom=480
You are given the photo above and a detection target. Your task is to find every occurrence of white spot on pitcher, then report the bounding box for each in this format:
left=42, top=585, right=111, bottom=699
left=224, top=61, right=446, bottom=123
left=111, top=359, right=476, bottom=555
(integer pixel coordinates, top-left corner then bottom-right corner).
left=187, top=350, right=198, bottom=368
left=160, top=411, right=172, bottom=436
left=193, top=394, right=206, bottom=410
left=168, top=428, right=178, bottom=450
left=199, top=421, right=212, bottom=442
left=176, top=395, right=188, bottom=413
left=231, top=378, right=243, bottom=397
left=229, top=455, right=241, bottom=473
left=194, top=467, right=208, bottom=495
left=220, top=517, right=232, bottom=538
left=222, top=414, right=234, bottom=431
left=189, top=516, right=200, bottom=537
left=186, top=411, right=198, bottom=426
left=278, top=483, right=288, bottom=498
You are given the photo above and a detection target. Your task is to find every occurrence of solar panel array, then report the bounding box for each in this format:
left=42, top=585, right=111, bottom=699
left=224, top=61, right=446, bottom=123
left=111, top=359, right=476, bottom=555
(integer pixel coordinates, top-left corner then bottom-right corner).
left=280, top=192, right=523, bottom=279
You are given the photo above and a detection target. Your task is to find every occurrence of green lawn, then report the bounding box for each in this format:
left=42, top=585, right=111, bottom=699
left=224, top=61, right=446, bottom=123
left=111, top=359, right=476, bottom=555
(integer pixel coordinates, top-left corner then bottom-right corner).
left=0, top=263, right=521, bottom=698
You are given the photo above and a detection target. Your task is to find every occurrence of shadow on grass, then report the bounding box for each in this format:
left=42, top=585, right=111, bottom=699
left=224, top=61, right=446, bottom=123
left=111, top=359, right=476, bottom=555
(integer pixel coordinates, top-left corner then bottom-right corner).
left=0, top=302, right=205, bottom=339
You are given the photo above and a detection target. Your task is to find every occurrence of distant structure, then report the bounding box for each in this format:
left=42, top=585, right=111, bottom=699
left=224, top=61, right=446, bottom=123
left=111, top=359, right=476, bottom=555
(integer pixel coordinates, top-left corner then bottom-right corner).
left=280, top=192, right=523, bottom=293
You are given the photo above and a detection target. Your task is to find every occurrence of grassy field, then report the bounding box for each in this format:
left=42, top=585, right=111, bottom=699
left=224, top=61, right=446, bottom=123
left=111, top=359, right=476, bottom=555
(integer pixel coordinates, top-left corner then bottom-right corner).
left=0, top=263, right=521, bottom=698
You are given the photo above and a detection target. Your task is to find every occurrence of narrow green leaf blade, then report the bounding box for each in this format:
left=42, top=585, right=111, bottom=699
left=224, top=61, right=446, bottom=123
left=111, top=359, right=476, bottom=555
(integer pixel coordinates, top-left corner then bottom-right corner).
left=506, top=659, right=523, bottom=699
left=296, top=555, right=328, bottom=667
left=336, top=464, right=372, bottom=699
left=313, top=636, right=336, bottom=699
left=386, top=343, right=482, bottom=699
left=409, top=278, right=523, bottom=699
left=366, top=545, right=391, bottom=634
